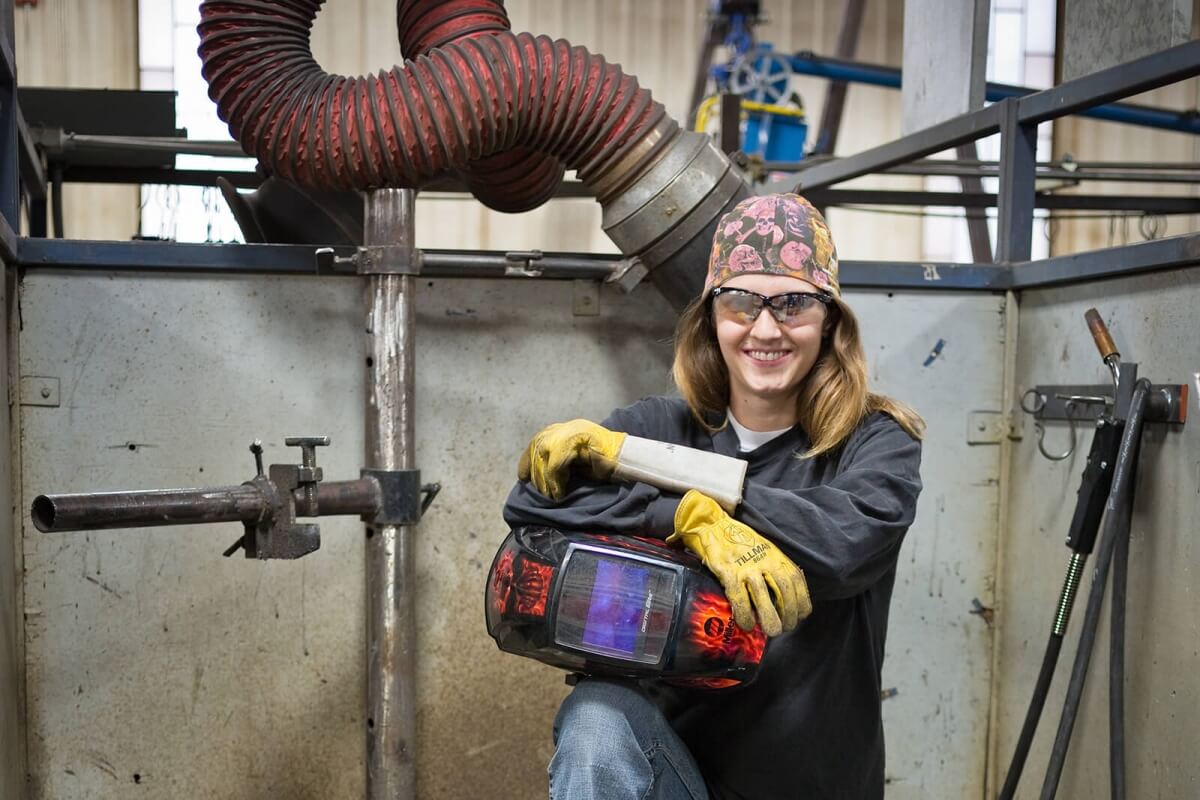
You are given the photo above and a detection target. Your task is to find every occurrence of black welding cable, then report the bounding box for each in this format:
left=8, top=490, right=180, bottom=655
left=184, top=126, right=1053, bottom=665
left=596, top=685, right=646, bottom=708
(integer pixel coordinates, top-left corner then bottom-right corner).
left=1039, top=379, right=1150, bottom=800
left=998, top=634, right=1064, bottom=800
left=1109, top=440, right=1138, bottom=800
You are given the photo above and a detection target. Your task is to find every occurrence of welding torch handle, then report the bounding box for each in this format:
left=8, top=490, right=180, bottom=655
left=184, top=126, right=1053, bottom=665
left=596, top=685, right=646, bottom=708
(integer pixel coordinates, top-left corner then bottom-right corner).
left=1064, top=419, right=1123, bottom=555
left=1084, top=308, right=1119, bottom=362
left=31, top=480, right=381, bottom=533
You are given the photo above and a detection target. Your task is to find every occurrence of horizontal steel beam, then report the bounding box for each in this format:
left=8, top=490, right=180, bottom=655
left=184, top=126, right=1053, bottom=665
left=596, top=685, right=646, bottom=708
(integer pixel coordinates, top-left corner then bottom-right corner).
left=1018, top=40, right=1200, bottom=125
left=63, top=165, right=262, bottom=189
left=770, top=104, right=1004, bottom=193
left=55, top=163, right=596, bottom=198
left=779, top=42, right=1200, bottom=194
left=16, top=237, right=1011, bottom=291
left=788, top=51, right=1200, bottom=134
left=804, top=188, right=1200, bottom=214
left=17, top=239, right=621, bottom=280
left=21, top=236, right=1200, bottom=293
left=1010, top=233, right=1200, bottom=289
left=840, top=261, right=1009, bottom=290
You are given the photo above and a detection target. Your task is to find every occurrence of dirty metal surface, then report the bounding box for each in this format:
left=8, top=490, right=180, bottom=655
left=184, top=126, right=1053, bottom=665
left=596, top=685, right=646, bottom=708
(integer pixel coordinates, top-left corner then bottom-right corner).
left=19, top=273, right=1003, bottom=798
left=2, top=266, right=25, bottom=800
left=1000, top=268, right=1200, bottom=799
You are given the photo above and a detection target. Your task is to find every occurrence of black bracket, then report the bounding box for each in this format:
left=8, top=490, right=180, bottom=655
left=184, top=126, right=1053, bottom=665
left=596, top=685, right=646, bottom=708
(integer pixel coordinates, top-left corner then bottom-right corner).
left=361, top=468, right=440, bottom=526
left=1023, top=383, right=1187, bottom=425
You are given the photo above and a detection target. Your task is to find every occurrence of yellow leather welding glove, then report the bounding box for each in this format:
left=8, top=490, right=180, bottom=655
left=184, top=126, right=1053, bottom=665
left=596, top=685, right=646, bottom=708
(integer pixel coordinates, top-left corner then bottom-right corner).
left=518, top=419, right=627, bottom=500
left=668, top=490, right=812, bottom=637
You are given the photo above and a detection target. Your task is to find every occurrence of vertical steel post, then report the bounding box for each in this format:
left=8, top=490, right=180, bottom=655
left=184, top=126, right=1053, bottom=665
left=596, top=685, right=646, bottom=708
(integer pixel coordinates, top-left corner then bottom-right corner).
left=995, top=98, right=1038, bottom=263
left=812, top=0, right=866, bottom=156
left=364, top=187, right=418, bottom=800
left=955, top=142, right=993, bottom=263
left=0, top=0, right=18, bottom=229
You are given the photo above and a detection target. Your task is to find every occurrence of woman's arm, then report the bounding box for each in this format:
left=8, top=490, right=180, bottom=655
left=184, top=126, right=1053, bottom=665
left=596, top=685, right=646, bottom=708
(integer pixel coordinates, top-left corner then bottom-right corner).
left=502, top=478, right=679, bottom=537
left=502, top=397, right=686, bottom=537
left=737, top=415, right=923, bottom=601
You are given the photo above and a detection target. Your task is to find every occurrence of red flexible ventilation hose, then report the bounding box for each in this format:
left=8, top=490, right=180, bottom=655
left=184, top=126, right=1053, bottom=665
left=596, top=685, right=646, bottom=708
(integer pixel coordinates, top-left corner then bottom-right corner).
left=198, top=0, right=676, bottom=212
left=395, top=0, right=565, bottom=212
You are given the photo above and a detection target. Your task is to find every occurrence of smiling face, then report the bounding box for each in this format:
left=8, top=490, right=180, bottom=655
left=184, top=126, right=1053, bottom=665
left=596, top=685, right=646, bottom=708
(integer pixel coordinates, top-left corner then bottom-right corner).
left=713, top=273, right=830, bottom=427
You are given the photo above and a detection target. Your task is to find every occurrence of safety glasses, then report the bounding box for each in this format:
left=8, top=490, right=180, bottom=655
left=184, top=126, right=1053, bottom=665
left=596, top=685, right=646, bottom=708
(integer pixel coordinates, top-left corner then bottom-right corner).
left=710, top=287, right=832, bottom=327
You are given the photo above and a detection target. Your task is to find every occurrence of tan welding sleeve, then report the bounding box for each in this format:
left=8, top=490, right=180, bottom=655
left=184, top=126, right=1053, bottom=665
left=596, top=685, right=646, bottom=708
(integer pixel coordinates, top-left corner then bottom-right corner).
left=611, top=436, right=748, bottom=512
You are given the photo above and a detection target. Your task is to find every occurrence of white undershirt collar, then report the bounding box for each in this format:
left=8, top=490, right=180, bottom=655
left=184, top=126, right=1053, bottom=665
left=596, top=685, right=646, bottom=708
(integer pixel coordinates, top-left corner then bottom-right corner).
left=727, top=409, right=793, bottom=453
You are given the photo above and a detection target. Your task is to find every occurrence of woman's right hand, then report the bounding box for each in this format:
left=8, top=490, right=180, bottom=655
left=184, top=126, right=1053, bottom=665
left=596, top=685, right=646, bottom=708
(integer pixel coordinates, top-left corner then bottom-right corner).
left=517, top=419, right=627, bottom=499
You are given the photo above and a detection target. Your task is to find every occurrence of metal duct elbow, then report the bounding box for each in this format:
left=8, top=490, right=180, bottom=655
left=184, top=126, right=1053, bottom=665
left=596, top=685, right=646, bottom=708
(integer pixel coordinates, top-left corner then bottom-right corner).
left=198, top=0, right=749, bottom=310
left=598, top=131, right=751, bottom=311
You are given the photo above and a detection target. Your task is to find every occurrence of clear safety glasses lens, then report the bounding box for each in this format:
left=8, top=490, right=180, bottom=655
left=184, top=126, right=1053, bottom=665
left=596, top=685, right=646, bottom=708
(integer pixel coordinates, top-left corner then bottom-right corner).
left=712, top=289, right=827, bottom=327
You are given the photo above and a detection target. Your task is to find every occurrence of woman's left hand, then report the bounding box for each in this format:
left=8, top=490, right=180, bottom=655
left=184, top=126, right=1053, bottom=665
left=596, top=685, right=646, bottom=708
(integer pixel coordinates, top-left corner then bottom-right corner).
left=669, top=490, right=813, bottom=636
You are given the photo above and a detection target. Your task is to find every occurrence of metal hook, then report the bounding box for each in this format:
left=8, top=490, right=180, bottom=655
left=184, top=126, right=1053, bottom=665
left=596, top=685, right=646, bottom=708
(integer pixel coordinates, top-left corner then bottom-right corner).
left=1034, top=400, right=1078, bottom=461
left=1020, top=388, right=1046, bottom=415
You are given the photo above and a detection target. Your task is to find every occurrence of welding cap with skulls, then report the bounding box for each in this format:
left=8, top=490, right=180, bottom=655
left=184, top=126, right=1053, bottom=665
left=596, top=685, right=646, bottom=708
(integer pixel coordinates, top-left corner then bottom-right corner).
left=704, top=193, right=840, bottom=298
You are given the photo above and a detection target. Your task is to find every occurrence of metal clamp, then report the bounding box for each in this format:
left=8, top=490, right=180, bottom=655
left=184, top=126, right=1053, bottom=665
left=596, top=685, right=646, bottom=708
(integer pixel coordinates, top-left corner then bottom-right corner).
left=504, top=250, right=544, bottom=278
left=357, top=244, right=422, bottom=275
left=314, top=246, right=423, bottom=275
left=606, top=256, right=650, bottom=294
left=361, top=468, right=440, bottom=526
left=223, top=437, right=333, bottom=559
left=314, top=246, right=358, bottom=274
left=285, top=436, right=328, bottom=516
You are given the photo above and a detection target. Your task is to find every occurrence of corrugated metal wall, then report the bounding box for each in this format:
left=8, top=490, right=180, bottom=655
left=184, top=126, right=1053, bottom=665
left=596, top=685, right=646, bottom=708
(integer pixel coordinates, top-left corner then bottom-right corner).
left=15, top=0, right=140, bottom=240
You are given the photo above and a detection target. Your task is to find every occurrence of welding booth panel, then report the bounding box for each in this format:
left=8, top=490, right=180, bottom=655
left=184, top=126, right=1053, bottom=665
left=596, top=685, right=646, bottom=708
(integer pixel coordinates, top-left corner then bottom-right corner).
left=17, top=272, right=1003, bottom=799
left=997, top=267, right=1200, bottom=800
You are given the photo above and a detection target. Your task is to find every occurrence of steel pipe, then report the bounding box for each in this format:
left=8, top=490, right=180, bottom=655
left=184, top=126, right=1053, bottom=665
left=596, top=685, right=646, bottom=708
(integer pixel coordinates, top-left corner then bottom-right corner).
left=31, top=485, right=265, bottom=532
left=363, top=187, right=418, bottom=800
left=31, top=479, right=383, bottom=533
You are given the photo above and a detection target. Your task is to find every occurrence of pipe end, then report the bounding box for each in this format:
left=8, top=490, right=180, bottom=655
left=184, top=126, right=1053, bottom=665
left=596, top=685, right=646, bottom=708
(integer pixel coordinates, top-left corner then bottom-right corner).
left=31, top=496, right=56, bottom=533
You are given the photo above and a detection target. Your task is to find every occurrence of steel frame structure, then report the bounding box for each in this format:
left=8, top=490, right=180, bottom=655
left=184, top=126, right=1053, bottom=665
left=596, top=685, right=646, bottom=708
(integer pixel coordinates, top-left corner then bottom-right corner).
left=1, top=16, right=1198, bottom=293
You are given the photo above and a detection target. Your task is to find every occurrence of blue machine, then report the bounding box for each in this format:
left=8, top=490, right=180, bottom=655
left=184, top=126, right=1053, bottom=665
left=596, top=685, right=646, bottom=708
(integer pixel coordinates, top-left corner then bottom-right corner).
left=700, top=39, right=808, bottom=162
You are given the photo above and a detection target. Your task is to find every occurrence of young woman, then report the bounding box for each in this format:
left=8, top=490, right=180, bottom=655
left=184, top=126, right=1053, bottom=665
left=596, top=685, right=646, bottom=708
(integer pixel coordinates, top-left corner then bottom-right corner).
left=505, top=193, right=925, bottom=799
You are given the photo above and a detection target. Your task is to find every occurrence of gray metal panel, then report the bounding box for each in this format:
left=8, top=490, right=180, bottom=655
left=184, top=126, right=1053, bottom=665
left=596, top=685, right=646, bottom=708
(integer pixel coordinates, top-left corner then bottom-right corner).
left=900, top=0, right=990, bottom=134
left=19, top=272, right=1004, bottom=798
left=864, top=289, right=1005, bottom=797
left=1, top=265, right=25, bottom=800
left=1062, top=0, right=1192, bottom=81
left=999, top=268, right=1200, bottom=798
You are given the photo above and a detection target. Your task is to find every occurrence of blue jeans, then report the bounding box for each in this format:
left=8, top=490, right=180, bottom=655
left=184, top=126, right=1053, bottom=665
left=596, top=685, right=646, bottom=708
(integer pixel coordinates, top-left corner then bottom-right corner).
left=549, top=679, right=710, bottom=800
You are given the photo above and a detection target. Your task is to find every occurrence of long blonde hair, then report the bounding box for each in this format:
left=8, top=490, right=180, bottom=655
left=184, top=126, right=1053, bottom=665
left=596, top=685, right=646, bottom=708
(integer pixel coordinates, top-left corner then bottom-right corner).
left=671, top=294, right=925, bottom=457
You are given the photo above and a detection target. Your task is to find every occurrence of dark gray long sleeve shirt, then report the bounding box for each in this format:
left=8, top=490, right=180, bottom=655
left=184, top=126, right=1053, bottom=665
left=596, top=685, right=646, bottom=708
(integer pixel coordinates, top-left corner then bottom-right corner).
left=503, top=396, right=923, bottom=799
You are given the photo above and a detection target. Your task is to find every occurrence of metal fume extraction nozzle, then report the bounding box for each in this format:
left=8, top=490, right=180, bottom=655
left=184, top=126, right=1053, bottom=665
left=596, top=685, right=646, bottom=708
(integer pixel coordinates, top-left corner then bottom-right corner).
left=31, top=437, right=440, bottom=560
left=599, top=128, right=751, bottom=308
